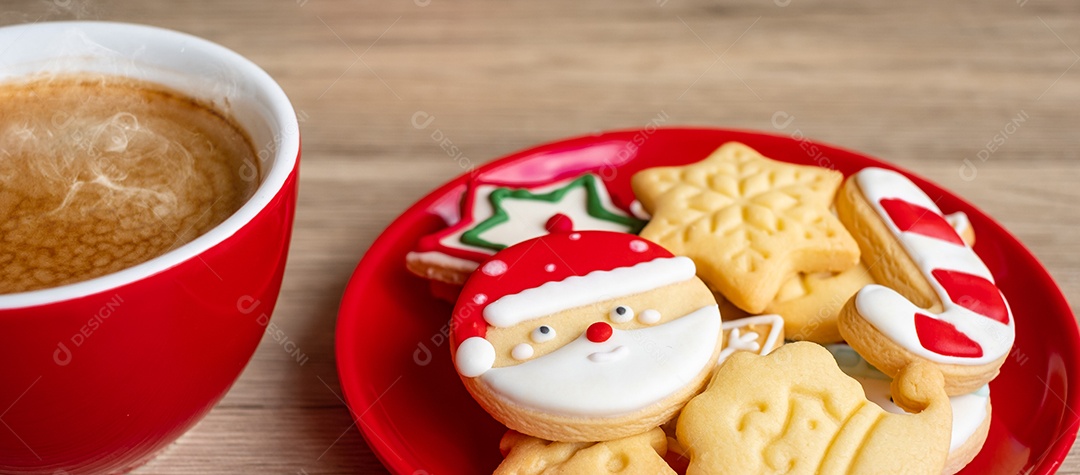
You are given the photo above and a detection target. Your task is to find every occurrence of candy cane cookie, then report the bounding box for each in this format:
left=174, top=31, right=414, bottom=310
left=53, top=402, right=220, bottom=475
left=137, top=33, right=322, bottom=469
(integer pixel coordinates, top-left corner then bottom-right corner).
left=836, top=167, right=1014, bottom=395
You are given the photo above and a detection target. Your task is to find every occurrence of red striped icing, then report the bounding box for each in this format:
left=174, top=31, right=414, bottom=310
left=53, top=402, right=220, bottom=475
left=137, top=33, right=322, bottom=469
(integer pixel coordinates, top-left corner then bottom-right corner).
left=879, top=198, right=965, bottom=246
left=931, top=268, right=1010, bottom=325
left=914, top=313, right=984, bottom=358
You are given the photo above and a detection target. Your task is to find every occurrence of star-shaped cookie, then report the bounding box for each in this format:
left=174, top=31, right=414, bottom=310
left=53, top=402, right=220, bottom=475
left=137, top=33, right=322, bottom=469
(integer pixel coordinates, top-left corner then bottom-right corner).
left=765, top=263, right=875, bottom=343
left=406, top=173, right=644, bottom=286
left=461, top=173, right=644, bottom=251
left=632, top=142, right=859, bottom=313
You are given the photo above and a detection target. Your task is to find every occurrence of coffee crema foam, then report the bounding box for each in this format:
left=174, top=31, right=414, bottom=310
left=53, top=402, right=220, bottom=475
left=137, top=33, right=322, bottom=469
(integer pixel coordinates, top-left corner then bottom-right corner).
left=0, top=75, right=259, bottom=294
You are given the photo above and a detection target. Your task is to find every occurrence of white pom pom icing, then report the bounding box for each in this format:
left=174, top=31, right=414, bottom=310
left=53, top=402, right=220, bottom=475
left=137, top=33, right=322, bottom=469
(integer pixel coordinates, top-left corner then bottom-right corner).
left=455, top=337, right=496, bottom=377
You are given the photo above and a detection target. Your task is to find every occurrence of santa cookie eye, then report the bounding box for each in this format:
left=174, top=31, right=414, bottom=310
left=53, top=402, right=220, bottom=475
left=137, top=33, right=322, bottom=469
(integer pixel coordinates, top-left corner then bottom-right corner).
left=531, top=325, right=556, bottom=343
left=610, top=305, right=634, bottom=323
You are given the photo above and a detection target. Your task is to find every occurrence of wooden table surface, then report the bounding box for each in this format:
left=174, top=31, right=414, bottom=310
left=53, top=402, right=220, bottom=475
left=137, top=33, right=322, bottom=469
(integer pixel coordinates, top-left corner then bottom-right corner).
left=8, top=0, right=1078, bottom=473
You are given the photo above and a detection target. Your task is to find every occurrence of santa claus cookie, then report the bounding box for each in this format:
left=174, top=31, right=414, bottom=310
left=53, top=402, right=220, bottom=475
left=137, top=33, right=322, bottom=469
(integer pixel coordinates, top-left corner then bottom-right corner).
left=836, top=167, right=1015, bottom=395
left=450, top=231, right=723, bottom=442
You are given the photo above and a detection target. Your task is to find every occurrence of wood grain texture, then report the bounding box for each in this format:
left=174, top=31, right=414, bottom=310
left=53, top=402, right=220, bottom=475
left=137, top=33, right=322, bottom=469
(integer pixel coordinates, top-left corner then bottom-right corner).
left=4, top=0, right=1078, bottom=472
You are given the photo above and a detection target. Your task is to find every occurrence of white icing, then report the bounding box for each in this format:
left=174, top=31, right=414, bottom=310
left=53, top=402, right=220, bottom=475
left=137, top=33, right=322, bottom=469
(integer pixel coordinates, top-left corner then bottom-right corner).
left=854, top=168, right=1014, bottom=365
left=511, top=343, right=534, bottom=361
left=716, top=314, right=785, bottom=364
left=482, top=259, right=508, bottom=276
left=629, top=239, right=649, bottom=253
left=610, top=305, right=634, bottom=323
left=455, top=337, right=496, bottom=377
left=945, top=211, right=972, bottom=243
left=717, top=328, right=760, bottom=363
left=629, top=200, right=652, bottom=220
left=860, top=379, right=988, bottom=452
left=588, top=345, right=629, bottom=363
left=530, top=325, right=556, bottom=343
left=472, top=293, right=488, bottom=305
left=480, top=305, right=721, bottom=417
left=638, top=309, right=661, bottom=325
left=827, top=344, right=990, bottom=452
left=544, top=263, right=556, bottom=272
left=946, top=388, right=990, bottom=451
left=483, top=256, right=697, bottom=328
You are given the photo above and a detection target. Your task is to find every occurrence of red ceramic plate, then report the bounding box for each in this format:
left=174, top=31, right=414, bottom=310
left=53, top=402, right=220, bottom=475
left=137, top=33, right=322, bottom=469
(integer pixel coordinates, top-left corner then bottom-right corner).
left=336, top=128, right=1080, bottom=474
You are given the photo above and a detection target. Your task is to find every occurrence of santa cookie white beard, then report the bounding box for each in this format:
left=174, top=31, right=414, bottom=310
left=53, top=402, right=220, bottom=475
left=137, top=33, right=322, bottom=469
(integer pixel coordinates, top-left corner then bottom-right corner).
left=450, top=231, right=724, bottom=442
left=483, top=298, right=719, bottom=417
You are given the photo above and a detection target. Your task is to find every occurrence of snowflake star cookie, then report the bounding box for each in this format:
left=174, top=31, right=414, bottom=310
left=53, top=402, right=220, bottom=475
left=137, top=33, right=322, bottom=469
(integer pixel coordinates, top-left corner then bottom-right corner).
left=450, top=231, right=723, bottom=442
left=407, top=173, right=645, bottom=287
left=677, top=342, right=952, bottom=474
left=632, top=142, right=860, bottom=314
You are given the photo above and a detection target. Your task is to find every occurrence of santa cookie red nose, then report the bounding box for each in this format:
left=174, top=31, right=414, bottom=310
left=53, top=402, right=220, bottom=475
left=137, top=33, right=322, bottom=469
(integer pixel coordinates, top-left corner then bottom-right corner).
left=449, top=230, right=723, bottom=442
left=586, top=322, right=612, bottom=342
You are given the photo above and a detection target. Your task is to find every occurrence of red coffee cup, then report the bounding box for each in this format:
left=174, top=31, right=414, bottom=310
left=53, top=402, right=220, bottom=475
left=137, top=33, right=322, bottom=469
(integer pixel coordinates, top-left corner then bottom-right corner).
left=0, top=22, right=300, bottom=473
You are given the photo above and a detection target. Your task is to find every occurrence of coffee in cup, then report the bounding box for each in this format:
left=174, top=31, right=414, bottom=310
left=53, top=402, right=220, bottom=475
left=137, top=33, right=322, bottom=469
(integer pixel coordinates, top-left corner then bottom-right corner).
left=0, top=74, right=259, bottom=294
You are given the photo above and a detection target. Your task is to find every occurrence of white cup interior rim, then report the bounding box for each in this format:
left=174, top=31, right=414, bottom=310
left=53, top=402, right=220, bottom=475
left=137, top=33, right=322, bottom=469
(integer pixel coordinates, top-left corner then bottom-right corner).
left=0, top=21, right=300, bottom=310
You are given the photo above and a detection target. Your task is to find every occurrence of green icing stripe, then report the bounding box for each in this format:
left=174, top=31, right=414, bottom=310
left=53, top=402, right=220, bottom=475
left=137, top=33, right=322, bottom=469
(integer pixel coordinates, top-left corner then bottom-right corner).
left=460, top=174, right=646, bottom=252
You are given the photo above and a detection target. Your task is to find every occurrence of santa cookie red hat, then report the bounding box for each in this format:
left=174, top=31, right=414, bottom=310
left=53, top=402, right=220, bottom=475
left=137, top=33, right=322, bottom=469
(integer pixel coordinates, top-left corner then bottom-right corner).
left=450, top=230, right=696, bottom=377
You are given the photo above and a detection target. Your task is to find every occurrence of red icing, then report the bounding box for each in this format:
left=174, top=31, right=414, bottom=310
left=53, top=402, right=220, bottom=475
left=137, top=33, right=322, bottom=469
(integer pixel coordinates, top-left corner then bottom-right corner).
left=879, top=198, right=965, bottom=246
left=421, top=180, right=491, bottom=264
left=450, top=231, right=673, bottom=352
left=545, top=213, right=574, bottom=233
left=932, top=268, right=1010, bottom=325
left=586, top=322, right=613, bottom=343
left=914, top=313, right=983, bottom=358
